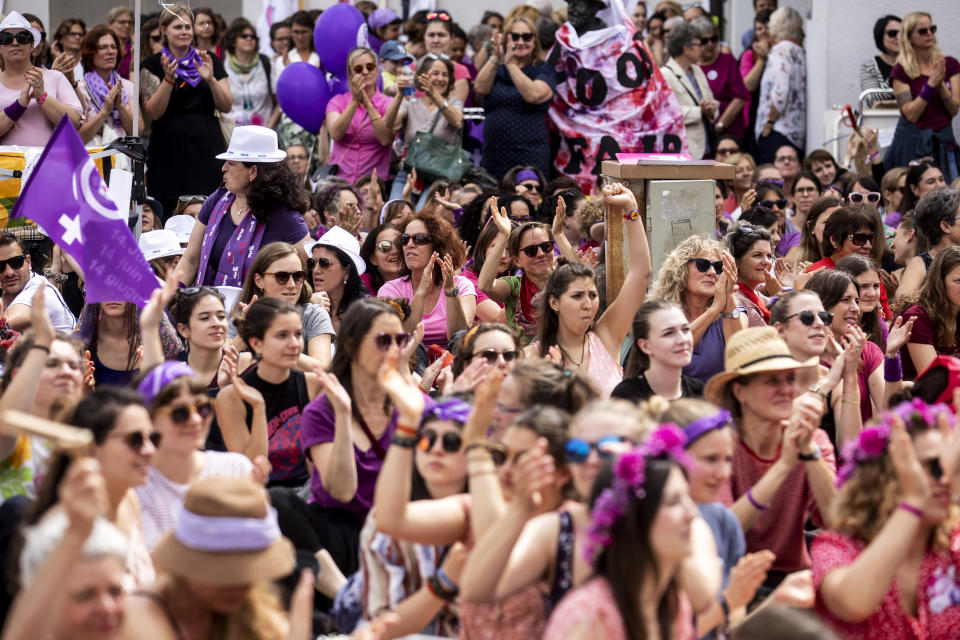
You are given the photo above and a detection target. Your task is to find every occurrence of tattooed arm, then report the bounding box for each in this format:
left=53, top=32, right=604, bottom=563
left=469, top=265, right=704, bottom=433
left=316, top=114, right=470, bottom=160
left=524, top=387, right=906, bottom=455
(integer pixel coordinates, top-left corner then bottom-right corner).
left=894, top=78, right=930, bottom=124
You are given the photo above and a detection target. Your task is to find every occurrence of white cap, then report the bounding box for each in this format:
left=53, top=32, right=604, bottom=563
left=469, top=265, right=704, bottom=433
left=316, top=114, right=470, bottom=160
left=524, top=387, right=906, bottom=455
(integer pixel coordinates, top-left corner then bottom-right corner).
left=139, top=230, right=185, bottom=261
left=164, top=215, right=197, bottom=244
left=216, top=126, right=286, bottom=162
left=305, top=227, right=365, bottom=275
left=0, top=11, right=42, bottom=47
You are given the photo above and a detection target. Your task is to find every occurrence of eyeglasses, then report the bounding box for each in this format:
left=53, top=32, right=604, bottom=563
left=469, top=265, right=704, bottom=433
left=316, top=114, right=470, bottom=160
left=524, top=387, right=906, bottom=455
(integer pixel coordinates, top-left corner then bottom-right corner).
left=473, top=348, right=521, bottom=364
left=508, top=32, right=535, bottom=42
left=67, top=30, right=85, bottom=38
left=108, top=430, right=162, bottom=452
left=847, top=232, right=873, bottom=247
left=263, top=270, right=306, bottom=285
left=400, top=233, right=431, bottom=246
left=150, top=34, right=162, bottom=43
left=157, top=400, right=214, bottom=425
left=783, top=310, right=833, bottom=326
left=418, top=428, right=463, bottom=453
left=114, top=19, right=134, bottom=26
left=0, top=31, right=34, bottom=46
left=520, top=241, right=553, bottom=258
left=847, top=191, right=881, bottom=205
left=0, top=255, right=27, bottom=272
left=426, top=11, right=451, bottom=21
left=353, top=62, right=377, bottom=74
left=376, top=240, right=394, bottom=253
left=517, top=181, right=540, bottom=192
left=921, top=457, right=944, bottom=479
left=687, top=257, right=723, bottom=274
left=885, top=29, right=900, bottom=38
left=915, top=25, right=937, bottom=36
left=716, top=146, right=739, bottom=155
left=700, top=35, right=719, bottom=45
left=307, top=257, right=333, bottom=271
left=565, top=435, right=626, bottom=464
left=775, top=155, right=798, bottom=163
left=375, top=332, right=412, bottom=350
left=238, top=33, right=258, bottom=40
left=759, top=199, right=788, bottom=209
left=795, top=186, right=818, bottom=195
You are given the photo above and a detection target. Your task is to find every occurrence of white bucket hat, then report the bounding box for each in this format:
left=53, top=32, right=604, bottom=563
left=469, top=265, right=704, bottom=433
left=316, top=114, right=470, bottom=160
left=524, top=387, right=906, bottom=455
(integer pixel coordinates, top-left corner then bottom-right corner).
left=139, top=230, right=185, bottom=261
left=164, top=215, right=197, bottom=244
left=0, top=11, right=42, bottom=48
left=305, top=227, right=365, bottom=275
left=216, top=126, right=287, bottom=163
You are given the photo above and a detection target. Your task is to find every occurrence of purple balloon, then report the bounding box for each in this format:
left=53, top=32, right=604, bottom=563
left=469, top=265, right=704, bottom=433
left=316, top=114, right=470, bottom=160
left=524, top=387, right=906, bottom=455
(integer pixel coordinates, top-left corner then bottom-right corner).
left=314, top=4, right=366, bottom=78
left=329, top=75, right=350, bottom=96
left=276, top=62, right=330, bottom=134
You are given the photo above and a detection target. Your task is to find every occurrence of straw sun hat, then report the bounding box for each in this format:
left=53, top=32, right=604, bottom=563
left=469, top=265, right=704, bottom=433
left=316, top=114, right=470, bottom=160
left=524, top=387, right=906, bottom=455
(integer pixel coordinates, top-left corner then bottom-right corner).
left=703, top=327, right=818, bottom=406
left=152, top=476, right=294, bottom=585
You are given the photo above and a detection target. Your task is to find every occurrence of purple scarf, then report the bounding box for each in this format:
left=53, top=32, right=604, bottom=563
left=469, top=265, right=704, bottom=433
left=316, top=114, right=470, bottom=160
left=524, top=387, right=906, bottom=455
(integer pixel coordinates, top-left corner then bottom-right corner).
left=162, top=45, right=203, bottom=87
left=83, top=70, right=127, bottom=128
left=195, top=189, right=267, bottom=287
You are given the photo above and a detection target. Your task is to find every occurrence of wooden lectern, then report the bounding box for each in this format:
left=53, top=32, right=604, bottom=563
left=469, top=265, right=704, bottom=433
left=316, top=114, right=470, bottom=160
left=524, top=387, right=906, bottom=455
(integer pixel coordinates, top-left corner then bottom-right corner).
left=601, top=159, right=735, bottom=302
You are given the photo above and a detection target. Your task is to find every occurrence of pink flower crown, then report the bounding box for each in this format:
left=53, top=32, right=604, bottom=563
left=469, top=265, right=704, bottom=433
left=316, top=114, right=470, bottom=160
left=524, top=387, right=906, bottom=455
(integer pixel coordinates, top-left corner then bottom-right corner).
left=583, top=425, right=692, bottom=563
left=837, top=398, right=955, bottom=487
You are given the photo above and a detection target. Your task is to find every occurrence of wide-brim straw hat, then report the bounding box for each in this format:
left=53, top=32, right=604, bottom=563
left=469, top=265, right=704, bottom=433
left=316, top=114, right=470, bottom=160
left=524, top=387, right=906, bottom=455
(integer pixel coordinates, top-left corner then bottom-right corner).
left=704, top=327, right=818, bottom=406
left=152, top=476, right=295, bottom=585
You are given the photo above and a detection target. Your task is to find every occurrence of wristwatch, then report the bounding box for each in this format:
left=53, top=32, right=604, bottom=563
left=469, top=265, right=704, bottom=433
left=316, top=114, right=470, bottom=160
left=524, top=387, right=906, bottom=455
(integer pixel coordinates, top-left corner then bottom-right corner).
left=722, top=307, right=741, bottom=319
left=798, top=444, right=822, bottom=462
left=715, top=120, right=725, bottom=133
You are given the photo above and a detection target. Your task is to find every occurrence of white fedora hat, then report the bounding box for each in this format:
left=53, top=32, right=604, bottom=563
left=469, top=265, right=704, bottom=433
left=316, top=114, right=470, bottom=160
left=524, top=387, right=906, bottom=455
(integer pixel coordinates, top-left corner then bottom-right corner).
left=305, top=227, right=365, bottom=275
left=139, top=230, right=185, bottom=261
left=164, top=215, right=197, bottom=244
left=216, top=126, right=287, bottom=163
left=0, top=11, right=42, bottom=48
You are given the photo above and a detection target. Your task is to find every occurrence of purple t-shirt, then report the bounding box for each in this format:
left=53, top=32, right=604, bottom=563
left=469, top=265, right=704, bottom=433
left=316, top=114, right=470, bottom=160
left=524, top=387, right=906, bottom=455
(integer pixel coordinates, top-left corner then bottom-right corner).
left=300, top=393, right=396, bottom=513
left=889, top=57, right=960, bottom=131
left=195, top=188, right=308, bottom=286
left=684, top=316, right=726, bottom=382
left=701, top=52, right=750, bottom=139
left=325, top=91, right=393, bottom=182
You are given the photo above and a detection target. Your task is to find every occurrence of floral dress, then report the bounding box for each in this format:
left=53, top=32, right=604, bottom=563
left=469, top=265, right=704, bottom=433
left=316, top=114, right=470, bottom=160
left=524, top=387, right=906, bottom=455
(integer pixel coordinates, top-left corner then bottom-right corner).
left=755, top=40, right=806, bottom=149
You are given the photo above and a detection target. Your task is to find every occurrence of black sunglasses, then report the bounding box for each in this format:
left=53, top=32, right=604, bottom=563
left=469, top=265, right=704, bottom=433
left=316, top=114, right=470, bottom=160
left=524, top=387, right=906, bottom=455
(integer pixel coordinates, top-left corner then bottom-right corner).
left=847, top=232, right=873, bottom=247
left=264, top=270, right=306, bottom=285
left=375, top=332, right=411, bottom=351
left=0, top=31, right=34, bottom=46
left=520, top=241, right=553, bottom=258
left=110, top=430, right=162, bottom=452
left=700, top=35, right=719, bottom=45
left=150, top=34, right=162, bottom=43
left=473, top=348, right=521, bottom=364
left=922, top=457, right=944, bottom=479
left=885, top=29, right=900, bottom=38
left=518, top=182, right=541, bottom=193
left=159, top=401, right=214, bottom=425
left=915, top=25, right=937, bottom=36
left=352, top=62, right=377, bottom=74
left=759, top=199, right=788, bottom=209
left=238, top=33, right=258, bottom=40
left=376, top=240, right=394, bottom=253
left=688, top=257, right=723, bottom=274
left=508, top=32, right=535, bottom=42
left=418, top=428, right=462, bottom=453
left=400, top=233, right=431, bottom=246
left=307, top=257, right=333, bottom=271
left=784, top=310, right=833, bottom=326
left=0, top=254, right=27, bottom=272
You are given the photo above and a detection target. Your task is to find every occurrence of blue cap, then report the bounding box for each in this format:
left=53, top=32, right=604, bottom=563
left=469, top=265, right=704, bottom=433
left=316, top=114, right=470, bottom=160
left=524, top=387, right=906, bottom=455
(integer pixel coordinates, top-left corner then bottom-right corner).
left=379, top=40, right=414, bottom=63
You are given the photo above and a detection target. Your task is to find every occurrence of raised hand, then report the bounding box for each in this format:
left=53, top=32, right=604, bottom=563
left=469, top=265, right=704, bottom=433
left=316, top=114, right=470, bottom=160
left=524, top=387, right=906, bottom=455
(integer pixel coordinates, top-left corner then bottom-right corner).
left=464, top=368, right=505, bottom=444
left=17, top=84, right=31, bottom=107
left=161, top=53, right=178, bottom=83
left=216, top=344, right=240, bottom=389
left=140, top=269, right=177, bottom=330
left=774, top=258, right=795, bottom=289
left=250, top=455, right=272, bottom=485
left=884, top=316, right=914, bottom=358
left=416, top=252, right=439, bottom=299
left=286, top=569, right=315, bottom=640
left=512, top=438, right=556, bottom=513
left=339, top=201, right=363, bottom=235
left=25, top=67, right=45, bottom=98
left=399, top=322, right=424, bottom=367
left=315, top=368, right=352, bottom=416
left=83, top=349, right=95, bottom=389
left=741, top=188, right=757, bottom=211
left=376, top=352, right=425, bottom=423
left=232, top=368, right=266, bottom=411
left=794, top=266, right=823, bottom=291
left=402, top=168, right=418, bottom=201
left=52, top=52, right=78, bottom=77
left=724, top=550, right=775, bottom=609
left=601, top=182, right=638, bottom=210
left=310, top=290, right=331, bottom=312
left=577, top=247, right=599, bottom=269
left=491, top=204, right=513, bottom=236
left=440, top=254, right=457, bottom=293
left=551, top=195, right=567, bottom=240
left=197, top=50, right=215, bottom=82
left=889, top=414, right=931, bottom=507
left=58, top=458, right=109, bottom=539
left=237, top=294, right=259, bottom=322
left=102, top=82, right=122, bottom=113
left=450, top=356, right=491, bottom=394
left=30, top=280, right=55, bottom=349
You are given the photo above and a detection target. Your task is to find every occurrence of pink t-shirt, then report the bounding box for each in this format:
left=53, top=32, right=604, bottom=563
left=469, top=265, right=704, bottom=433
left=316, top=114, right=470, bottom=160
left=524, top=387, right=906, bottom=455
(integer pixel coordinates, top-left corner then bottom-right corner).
left=377, top=274, right=475, bottom=348
left=325, top=91, right=393, bottom=182
left=0, top=69, right=83, bottom=146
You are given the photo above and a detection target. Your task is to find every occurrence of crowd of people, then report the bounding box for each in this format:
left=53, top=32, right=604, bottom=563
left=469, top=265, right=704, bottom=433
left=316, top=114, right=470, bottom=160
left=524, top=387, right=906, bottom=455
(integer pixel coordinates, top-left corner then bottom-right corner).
left=1, top=1, right=960, bottom=639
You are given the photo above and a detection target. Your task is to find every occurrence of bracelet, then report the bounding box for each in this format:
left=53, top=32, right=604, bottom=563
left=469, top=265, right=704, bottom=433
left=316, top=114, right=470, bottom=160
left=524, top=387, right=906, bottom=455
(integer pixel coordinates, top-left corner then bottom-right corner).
left=919, top=83, right=937, bottom=101
left=746, top=487, right=768, bottom=511
left=391, top=433, right=418, bottom=448
left=395, top=423, right=418, bottom=437
left=35, top=92, right=48, bottom=106
left=427, top=574, right=457, bottom=601
left=842, top=398, right=859, bottom=405
left=718, top=594, right=731, bottom=636
left=884, top=354, right=903, bottom=382
left=436, top=567, right=458, bottom=592
left=445, top=288, right=459, bottom=297
left=898, top=501, right=924, bottom=518
left=4, top=99, right=26, bottom=122
left=866, top=151, right=880, bottom=163
left=163, top=76, right=175, bottom=85
left=622, top=208, right=641, bottom=221
left=29, top=343, right=50, bottom=353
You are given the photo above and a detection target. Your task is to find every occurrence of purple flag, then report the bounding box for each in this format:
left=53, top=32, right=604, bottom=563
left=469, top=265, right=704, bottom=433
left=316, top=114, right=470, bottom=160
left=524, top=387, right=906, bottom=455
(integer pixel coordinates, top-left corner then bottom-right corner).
left=11, top=116, right=158, bottom=306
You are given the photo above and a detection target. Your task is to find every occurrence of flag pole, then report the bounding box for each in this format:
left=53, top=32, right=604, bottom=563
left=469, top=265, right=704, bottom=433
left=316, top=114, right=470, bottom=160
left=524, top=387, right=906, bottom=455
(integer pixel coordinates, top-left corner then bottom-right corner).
left=132, top=0, right=141, bottom=137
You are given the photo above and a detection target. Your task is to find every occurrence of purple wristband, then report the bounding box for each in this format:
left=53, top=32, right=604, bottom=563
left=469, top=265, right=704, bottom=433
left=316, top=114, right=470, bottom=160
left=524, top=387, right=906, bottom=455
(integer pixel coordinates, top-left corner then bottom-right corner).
left=452, top=207, right=464, bottom=225
left=4, top=99, right=26, bottom=122
left=746, top=487, right=768, bottom=511
left=919, top=83, right=937, bottom=101
left=884, top=354, right=903, bottom=382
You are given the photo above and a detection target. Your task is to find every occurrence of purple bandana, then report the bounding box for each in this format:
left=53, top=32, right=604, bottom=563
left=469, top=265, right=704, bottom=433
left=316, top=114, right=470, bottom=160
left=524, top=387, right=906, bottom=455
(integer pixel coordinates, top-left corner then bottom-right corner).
left=138, top=361, right=198, bottom=405
left=83, top=70, right=127, bottom=128
left=195, top=189, right=267, bottom=287
left=421, top=398, right=472, bottom=427
left=162, top=45, right=203, bottom=87
left=515, top=169, right=539, bottom=184
left=682, top=410, right=733, bottom=446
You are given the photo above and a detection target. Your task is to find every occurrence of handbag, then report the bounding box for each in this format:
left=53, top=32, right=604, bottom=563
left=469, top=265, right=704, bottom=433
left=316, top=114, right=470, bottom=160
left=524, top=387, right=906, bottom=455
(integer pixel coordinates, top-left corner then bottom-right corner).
left=403, top=107, right=471, bottom=182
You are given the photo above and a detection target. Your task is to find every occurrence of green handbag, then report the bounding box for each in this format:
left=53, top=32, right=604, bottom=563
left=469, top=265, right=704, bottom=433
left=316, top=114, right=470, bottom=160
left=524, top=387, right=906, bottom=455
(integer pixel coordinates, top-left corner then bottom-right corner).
left=403, top=108, right=471, bottom=182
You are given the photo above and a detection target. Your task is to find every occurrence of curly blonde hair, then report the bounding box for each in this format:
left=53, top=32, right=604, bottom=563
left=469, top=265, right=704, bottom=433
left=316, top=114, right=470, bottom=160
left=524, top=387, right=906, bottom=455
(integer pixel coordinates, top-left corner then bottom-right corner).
left=649, top=235, right=723, bottom=313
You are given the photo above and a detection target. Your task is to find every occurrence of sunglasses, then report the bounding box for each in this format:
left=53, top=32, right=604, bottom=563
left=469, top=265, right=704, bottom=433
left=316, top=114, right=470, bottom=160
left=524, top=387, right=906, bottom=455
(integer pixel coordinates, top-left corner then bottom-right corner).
left=915, top=25, right=937, bottom=36
left=400, top=233, right=431, bottom=246
left=700, top=35, right=719, bottom=45
left=179, top=285, right=218, bottom=298
left=847, top=232, right=873, bottom=247
left=67, top=31, right=85, bottom=38
left=264, top=270, right=306, bottom=285
left=109, top=430, right=162, bottom=452
left=848, top=191, right=881, bottom=205
left=0, top=255, right=26, bottom=272
left=150, top=34, right=162, bottom=43
left=517, top=181, right=540, bottom=192
left=353, top=62, right=377, bottom=74
left=307, top=257, right=333, bottom=271
left=565, top=435, right=626, bottom=464
left=238, top=33, right=258, bottom=40
left=426, top=11, right=451, bottom=21
left=688, top=257, right=723, bottom=274
left=885, top=29, right=900, bottom=38
left=508, top=32, right=535, bottom=42
left=784, top=310, right=833, bottom=326
left=716, top=146, right=739, bottom=155
left=178, top=194, right=208, bottom=203
left=424, top=52, right=450, bottom=60
left=0, top=31, right=34, bottom=46
left=473, top=348, right=521, bottom=364
left=376, top=240, right=394, bottom=253
left=759, top=199, right=788, bottom=209
left=157, top=400, right=214, bottom=425
left=418, top=428, right=463, bottom=453
left=922, top=457, right=944, bottom=480
left=375, top=332, right=411, bottom=351
left=908, top=156, right=935, bottom=167
left=520, top=241, right=553, bottom=258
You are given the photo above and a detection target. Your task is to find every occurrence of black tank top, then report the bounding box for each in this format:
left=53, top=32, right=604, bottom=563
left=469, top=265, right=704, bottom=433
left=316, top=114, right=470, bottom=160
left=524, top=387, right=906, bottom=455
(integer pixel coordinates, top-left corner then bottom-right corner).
left=241, top=367, right=311, bottom=488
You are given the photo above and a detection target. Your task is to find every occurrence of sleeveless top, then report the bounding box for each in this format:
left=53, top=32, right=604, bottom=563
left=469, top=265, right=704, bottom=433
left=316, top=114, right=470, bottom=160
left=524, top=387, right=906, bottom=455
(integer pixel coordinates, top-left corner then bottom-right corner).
left=920, top=251, right=934, bottom=270
left=585, top=331, right=623, bottom=398
left=241, top=367, right=311, bottom=487
left=133, top=591, right=187, bottom=640
left=547, top=510, right=575, bottom=612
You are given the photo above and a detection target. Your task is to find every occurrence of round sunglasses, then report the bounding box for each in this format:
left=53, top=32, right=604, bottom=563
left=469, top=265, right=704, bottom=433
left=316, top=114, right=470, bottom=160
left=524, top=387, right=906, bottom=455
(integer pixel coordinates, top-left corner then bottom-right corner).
left=375, top=332, right=412, bottom=351
left=759, top=198, right=788, bottom=209
left=108, top=430, right=162, bottom=452
left=784, top=310, right=834, bottom=326
left=472, top=348, right=521, bottom=364
left=401, top=233, right=431, bottom=246
left=418, top=428, right=462, bottom=453
left=307, top=257, right=334, bottom=271
left=157, top=400, right=214, bottom=425
left=565, top=435, right=626, bottom=464
left=687, top=257, right=723, bottom=274
left=520, top=241, right=553, bottom=258
left=376, top=240, right=394, bottom=253
left=264, top=270, right=306, bottom=285
left=0, top=31, right=34, bottom=46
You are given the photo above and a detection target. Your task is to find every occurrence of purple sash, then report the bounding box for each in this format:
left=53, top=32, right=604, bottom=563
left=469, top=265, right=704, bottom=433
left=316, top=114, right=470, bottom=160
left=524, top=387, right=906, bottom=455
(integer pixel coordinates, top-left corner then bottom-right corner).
left=195, top=190, right=266, bottom=287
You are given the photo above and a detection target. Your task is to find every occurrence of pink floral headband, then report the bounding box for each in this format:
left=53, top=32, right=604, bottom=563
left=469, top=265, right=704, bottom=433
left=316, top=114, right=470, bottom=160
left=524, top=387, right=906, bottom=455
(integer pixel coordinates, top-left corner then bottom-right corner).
left=837, top=398, right=955, bottom=487
left=584, top=425, right=692, bottom=563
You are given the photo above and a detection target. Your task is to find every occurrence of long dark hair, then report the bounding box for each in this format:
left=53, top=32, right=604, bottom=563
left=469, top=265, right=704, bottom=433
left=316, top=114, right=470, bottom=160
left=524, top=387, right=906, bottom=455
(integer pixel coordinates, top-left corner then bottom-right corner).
left=235, top=297, right=302, bottom=352
left=897, top=246, right=960, bottom=350
left=536, top=260, right=597, bottom=357
left=169, top=286, right=226, bottom=343
left=246, top=161, right=311, bottom=222
left=835, top=254, right=883, bottom=349
left=804, top=269, right=859, bottom=317
left=901, top=161, right=939, bottom=215
left=624, top=300, right=684, bottom=378
left=73, top=303, right=142, bottom=371
left=360, top=223, right=398, bottom=293
left=797, top=196, right=842, bottom=263
left=316, top=244, right=368, bottom=319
